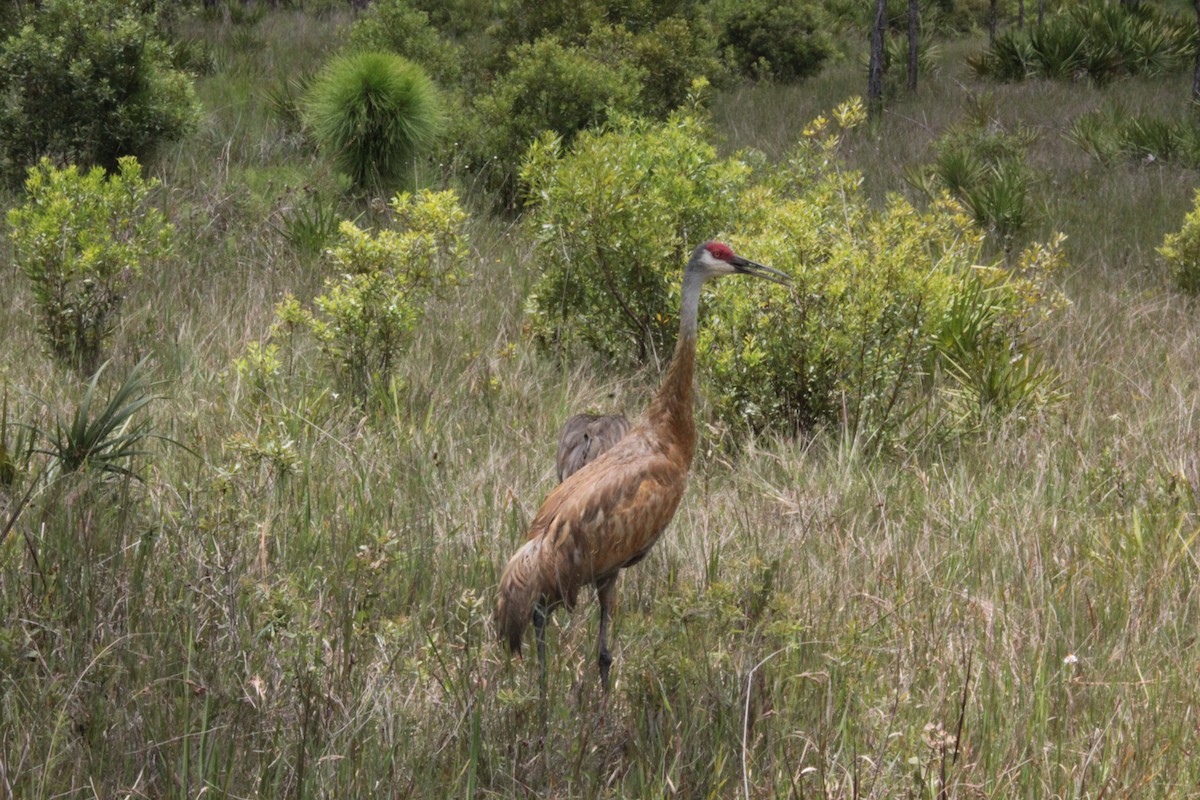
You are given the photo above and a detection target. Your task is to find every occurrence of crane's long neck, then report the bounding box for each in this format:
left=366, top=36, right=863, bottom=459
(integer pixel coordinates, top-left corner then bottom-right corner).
left=646, top=270, right=703, bottom=465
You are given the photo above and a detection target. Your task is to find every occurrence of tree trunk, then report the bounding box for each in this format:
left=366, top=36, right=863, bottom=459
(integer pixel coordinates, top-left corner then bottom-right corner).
left=908, top=0, right=919, bottom=92
left=989, top=0, right=998, bottom=45
left=868, top=0, right=887, bottom=119
left=1194, top=0, right=1200, bottom=103
left=1038, top=0, right=1045, bottom=26
left=1018, top=0, right=1025, bottom=29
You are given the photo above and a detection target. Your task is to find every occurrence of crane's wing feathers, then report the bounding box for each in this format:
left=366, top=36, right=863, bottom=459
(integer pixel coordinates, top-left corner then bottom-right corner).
left=531, top=430, right=688, bottom=596
left=555, top=413, right=631, bottom=482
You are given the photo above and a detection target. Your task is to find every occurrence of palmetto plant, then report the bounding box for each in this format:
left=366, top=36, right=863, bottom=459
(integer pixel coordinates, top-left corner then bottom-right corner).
left=37, top=358, right=160, bottom=479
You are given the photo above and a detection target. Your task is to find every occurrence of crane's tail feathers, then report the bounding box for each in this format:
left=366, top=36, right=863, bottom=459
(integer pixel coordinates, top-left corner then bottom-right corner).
left=495, top=539, right=543, bottom=655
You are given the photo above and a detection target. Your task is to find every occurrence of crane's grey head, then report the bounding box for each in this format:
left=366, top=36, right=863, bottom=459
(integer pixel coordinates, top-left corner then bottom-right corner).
left=687, top=241, right=790, bottom=286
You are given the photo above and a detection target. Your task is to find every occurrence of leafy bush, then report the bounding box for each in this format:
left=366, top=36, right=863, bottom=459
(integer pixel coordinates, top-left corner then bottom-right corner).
left=345, top=0, right=464, bottom=84
left=719, top=0, right=832, bottom=82
left=707, top=111, right=1065, bottom=438
left=0, top=0, right=198, bottom=182
left=1159, top=190, right=1200, bottom=295
left=585, top=18, right=726, bottom=118
left=522, top=98, right=1066, bottom=438
left=521, top=107, right=752, bottom=364
left=463, top=35, right=645, bottom=206
left=304, top=51, right=442, bottom=192
left=272, top=190, right=469, bottom=401
left=970, top=0, right=1194, bottom=83
left=8, top=157, right=174, bottom=373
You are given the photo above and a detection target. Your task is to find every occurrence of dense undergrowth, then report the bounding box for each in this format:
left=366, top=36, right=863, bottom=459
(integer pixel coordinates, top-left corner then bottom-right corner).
left=1, top=2, right=1200, bottom=798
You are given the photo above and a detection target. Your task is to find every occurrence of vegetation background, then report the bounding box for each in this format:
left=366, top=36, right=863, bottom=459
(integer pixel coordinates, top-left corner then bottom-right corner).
left=1, top=0, right=1199, bottom=797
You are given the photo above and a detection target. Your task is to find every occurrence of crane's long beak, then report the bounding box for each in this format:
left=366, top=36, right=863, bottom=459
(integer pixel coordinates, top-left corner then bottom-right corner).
left=732, top=255, right=791, bottom=286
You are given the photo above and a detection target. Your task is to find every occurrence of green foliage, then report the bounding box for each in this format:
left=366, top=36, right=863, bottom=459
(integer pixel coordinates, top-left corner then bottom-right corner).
left=970, top=0, right=1195, bottom=83
left=36, top=358, right=158, bottom=480
left=304, top=51, right=442, bottom=192
left=1159, top=190, right=1200, bottom=295
left=524, top=97, right=1064, bottom=437
left=280, top=192, right=342, bottom=255
left=718, top=0, right=832, bottom=82
left=906, top=100, right=1038, bottom=250
left=586, top=17, right=726, bottom=118
left=0, top=388, right=33, bottom=489
left=1069, top=104, right=1200, bottom=167
left=0, top=0, right=198, bottom=182
left=933, top=235, right=1068, bottom=428
left=462, top=35, right=646, bottom=206
left=7, top=157, right=174, bottom=373
left=345, top=0, right=464, bottom=84
left=521, top=106, right=752, bottom=364
left=273, top=190, right=470, bottom=401
left=707, top=108, right=1065, bottom=438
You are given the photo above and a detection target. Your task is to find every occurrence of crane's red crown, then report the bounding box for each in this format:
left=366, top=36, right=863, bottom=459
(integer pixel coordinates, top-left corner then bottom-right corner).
left=705, top=241, right=735, bottom=261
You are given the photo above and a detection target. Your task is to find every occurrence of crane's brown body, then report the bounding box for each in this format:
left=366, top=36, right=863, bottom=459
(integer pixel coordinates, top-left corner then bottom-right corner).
left=495, top=241, right=788, bottom=691
left=555, top=413, right=632, bottom=482
left=496, top=338, right=694, bottom=657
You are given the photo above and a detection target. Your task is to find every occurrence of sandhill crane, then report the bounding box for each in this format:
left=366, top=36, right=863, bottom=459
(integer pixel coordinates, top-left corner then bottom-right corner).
left=496, top=241, right=789, bottom=692
left=556, top=413, right=631, bottom=482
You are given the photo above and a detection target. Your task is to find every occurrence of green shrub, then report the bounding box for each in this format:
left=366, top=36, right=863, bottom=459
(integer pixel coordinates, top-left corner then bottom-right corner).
left=7, top=157, right=174, bottom=373
left=0, top=0, right=198, bottom=182
left=585, top=18, right=726, bottom=118
left=304, top=51, right=442, bottom=193
left=719, top=0, right=831, bottom=82
left=497, top=0, right=610, bottom=47
left=346, top=0, right=464, bottom=85
left=521, top=106, right=752, bottom=364
left=705, top=114, right=1065, bottom=437
left=1159, top=190, right=1200, bottom=295
left=522, top=98, right=1065, bottom=438
left=272, top=190, right=469, bottom=401
left=463, top=35, right=645, bottom=206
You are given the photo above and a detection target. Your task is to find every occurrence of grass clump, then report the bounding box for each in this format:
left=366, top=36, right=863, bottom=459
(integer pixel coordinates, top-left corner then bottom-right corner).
left=7, top=157, right=174, bottom=374
left=37, top=358, right=159, bottom=480
left=304, top=50, right=442, bottom=193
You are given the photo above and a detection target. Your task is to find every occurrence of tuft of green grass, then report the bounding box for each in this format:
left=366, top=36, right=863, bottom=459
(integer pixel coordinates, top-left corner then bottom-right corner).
left=303, top=50, right=442, bottom=193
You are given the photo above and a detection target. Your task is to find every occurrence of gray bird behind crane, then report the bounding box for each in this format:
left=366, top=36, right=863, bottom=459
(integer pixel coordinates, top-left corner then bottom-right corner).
left=496, top=241, right=790, bottom=692
left=556, top=413, right=631, bottom=483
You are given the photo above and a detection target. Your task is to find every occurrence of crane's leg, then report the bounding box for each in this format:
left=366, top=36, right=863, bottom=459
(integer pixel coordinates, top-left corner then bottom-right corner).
left=596, top=575, right=618, bottom=693
left=533, top=604, right=548, bottom=698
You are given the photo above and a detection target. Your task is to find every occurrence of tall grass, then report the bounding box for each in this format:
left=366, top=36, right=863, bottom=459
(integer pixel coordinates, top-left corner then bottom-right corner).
left=1, top=8, right=1199, bottom=799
